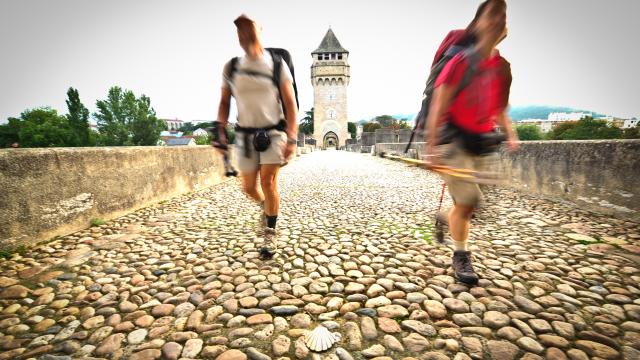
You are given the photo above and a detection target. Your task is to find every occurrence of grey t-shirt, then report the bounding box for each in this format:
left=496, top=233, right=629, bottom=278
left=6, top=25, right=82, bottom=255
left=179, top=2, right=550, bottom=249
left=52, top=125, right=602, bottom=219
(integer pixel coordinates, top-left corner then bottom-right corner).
left=222, top=51, right=293, bottom=128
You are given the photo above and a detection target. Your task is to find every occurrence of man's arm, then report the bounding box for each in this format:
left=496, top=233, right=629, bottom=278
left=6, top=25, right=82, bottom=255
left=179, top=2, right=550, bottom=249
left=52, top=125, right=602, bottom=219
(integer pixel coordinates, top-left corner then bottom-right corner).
left=213, top=86, right=232, bottom=151
left=496, top=111, right=519, bottom=151
left=217, top=86, right=232, bottom=127
left=279, top=79, right=298, bottom=141
left=425, top=84, right=455, bottom=158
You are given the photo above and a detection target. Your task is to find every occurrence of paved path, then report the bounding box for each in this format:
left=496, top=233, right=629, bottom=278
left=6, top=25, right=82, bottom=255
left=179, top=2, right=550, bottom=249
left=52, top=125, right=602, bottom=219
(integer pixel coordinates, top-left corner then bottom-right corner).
left=0, top=150, right=638, bottom=360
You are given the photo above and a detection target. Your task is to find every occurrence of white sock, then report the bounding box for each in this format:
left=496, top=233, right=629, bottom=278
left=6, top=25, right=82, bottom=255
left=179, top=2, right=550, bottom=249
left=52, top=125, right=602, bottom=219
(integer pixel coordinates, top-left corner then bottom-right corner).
left=453, top=240, right=468, bottom=251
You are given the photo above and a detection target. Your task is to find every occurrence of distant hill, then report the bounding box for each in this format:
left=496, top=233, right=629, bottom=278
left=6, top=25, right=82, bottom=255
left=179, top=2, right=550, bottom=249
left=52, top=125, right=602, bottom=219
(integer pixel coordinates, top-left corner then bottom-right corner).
left=356, top=106, right=611, bottom=125
left=358, top=113, right=417, bottom=125
left=509, top=105, right=608, bottom=121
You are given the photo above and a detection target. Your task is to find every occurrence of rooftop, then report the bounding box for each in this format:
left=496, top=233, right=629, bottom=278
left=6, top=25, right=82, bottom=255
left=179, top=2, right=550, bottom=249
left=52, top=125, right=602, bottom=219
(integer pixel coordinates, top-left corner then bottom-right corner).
left=312, top=28, right=348, bottom=54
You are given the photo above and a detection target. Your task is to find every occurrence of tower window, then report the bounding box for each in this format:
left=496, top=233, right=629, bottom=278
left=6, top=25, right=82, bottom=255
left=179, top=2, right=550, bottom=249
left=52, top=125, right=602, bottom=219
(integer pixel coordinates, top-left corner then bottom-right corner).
left=338, top=54, right=343, bottom=60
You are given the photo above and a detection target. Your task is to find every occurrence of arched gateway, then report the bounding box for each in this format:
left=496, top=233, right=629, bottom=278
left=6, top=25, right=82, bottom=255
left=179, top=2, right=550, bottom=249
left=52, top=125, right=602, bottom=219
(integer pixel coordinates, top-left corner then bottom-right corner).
left=323, top=131, right=338, bottom=148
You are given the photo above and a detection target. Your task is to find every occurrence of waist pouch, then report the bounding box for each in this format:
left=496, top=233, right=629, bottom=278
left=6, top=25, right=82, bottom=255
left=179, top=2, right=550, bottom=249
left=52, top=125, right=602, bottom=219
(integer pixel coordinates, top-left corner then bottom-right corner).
left=439, top=121, right=506, bottom=155
left=253, top=129, right=271, bottom=152
left=236, top=120, right=287, bottom=157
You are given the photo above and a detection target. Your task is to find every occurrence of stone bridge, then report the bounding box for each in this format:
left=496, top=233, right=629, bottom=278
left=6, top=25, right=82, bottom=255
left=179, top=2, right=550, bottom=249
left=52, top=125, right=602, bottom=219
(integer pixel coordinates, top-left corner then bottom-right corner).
left=0, top=149, right=639, bottom=360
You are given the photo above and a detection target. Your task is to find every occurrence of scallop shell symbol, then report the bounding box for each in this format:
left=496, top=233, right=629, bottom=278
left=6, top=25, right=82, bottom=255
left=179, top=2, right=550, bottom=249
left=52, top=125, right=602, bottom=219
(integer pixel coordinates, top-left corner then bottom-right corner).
left=303, top=325, right=342, bottom=352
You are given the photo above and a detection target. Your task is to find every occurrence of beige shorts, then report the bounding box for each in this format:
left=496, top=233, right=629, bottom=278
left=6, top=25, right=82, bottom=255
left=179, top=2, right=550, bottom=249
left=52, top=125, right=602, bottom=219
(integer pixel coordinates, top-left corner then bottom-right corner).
left=436, top=140, right=496, bottom=207
left=234, top=130, right=287, bottom=173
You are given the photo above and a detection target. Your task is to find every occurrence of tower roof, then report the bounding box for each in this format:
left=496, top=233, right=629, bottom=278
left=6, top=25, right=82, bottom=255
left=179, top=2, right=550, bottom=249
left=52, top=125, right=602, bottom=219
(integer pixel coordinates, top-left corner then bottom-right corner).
left=312, top=28, right=348, bottom=54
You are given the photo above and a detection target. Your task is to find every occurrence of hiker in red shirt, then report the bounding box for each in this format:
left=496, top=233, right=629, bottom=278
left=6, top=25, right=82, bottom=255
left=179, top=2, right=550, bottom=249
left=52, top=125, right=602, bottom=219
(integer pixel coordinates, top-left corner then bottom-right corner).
left=425, top=0, right=518, bottom=284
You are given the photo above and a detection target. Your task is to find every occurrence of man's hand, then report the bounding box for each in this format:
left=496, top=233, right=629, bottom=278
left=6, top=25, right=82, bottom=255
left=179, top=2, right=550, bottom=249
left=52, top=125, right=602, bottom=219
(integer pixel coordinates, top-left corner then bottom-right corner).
left=283, top=142, right=296, bottom=161
left=423, top=144, right=440, bottom=169
left=506, top=133, right=519, bottom=152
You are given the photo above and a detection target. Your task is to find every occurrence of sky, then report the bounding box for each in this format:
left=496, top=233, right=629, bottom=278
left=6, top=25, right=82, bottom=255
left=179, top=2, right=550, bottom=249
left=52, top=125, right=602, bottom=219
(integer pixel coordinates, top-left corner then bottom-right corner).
left=1, top=0, right=639, bottom=124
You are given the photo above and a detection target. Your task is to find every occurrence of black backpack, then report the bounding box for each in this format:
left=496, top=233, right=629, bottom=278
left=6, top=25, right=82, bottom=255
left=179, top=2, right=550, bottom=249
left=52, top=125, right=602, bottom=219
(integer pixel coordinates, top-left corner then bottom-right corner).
left=227, top=48, right=300, bottom=116
left=405, top=45, right=479, bottom=153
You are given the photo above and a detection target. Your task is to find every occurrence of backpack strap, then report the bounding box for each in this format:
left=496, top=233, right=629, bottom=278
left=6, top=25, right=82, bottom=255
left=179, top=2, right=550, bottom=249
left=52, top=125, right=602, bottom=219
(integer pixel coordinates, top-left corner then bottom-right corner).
left=269, top=49, right=282, bottom=88
left=267, top=48, right=287, bottom=120
left=226, top=57, right=239, bottom=84
left=454, top=48, right=480, bottom=98
left=228, top=57, right=274, bottom=82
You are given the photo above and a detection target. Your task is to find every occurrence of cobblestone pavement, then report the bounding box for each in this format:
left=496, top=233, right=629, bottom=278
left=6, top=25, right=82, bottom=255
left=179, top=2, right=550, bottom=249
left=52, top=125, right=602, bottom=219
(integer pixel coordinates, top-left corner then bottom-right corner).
left=1, top=150, right=639, bottom=360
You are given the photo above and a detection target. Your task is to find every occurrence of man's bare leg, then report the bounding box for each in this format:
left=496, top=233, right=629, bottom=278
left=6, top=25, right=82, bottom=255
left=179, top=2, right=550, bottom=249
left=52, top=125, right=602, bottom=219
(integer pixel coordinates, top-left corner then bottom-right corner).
left=260, top=164, right=281, bottom=219
left=257, top=164, right=281, bottom=259
left=240, top=170, right=264, bottom=203
left=448, top=204, right=473, bottom=251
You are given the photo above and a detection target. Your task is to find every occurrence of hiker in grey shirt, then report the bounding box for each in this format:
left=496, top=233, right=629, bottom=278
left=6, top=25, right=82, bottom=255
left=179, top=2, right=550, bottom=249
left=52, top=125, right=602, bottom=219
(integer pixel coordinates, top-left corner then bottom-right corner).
left=215, top=14, right=298, bottom=260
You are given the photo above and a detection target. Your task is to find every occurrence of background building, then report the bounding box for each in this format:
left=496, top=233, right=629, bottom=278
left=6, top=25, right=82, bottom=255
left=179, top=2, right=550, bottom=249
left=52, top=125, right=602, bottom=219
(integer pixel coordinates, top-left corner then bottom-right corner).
left=311, top=29, right=350, bottom=148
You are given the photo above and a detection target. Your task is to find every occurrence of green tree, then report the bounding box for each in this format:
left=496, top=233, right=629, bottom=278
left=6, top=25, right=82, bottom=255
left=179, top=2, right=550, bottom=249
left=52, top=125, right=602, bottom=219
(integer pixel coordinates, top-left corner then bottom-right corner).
left=369, top=115, right=409, bottom=130
left=546, top=121, right=577, bottom=140
left=94, top=87, right=133, bottom=145
left=299, top=108, right=314, bottom=135
left=129, top=95, right=165, bottom=145
left=623, top=126, right=640, bottom=139
left=14, top=108, right=77, bottom=148
left=227, top=127, right=236, bottom=144
left=65, top=87, right=93, bottom=146
left=0, top=117, right=22, bottom=147
left=547, top=117, right=622, bottom=140
left=373, top=115, right=396, bottom=128
left=94, top=86, right=164, bottom=146
left=515, top=124, right=543, bottom=141
left=347, top=122, right=356, bottom=139
left=178, top=122, right=196, bottom=133
left=195, top=135, right=210, bottom=145
left=363, top=122, right=382, bottom=132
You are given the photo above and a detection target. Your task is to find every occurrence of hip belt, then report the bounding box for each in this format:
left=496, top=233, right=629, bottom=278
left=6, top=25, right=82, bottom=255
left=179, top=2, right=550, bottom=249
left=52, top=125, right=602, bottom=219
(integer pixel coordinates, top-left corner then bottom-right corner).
left=235, top=120, right=287, bottom=158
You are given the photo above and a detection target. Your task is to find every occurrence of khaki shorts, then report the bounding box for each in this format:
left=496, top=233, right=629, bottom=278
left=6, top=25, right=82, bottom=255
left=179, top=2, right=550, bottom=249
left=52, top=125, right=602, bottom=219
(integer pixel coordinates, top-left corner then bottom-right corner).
left=436, top=140, right=496, bottom=207
left=234, top=130, right=287, bottom=173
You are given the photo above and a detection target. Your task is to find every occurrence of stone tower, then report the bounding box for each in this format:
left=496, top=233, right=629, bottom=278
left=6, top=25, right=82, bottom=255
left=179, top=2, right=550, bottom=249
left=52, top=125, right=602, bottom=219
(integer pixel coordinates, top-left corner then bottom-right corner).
left=311, top=28, right=350, bottom=148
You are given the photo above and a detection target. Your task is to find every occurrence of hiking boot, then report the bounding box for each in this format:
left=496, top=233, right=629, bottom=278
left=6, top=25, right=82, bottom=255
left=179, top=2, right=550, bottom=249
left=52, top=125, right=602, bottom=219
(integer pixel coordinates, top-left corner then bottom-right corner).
left=259, top=227, right=277, bottom=260
left=452, top=250, right=479, bottom=285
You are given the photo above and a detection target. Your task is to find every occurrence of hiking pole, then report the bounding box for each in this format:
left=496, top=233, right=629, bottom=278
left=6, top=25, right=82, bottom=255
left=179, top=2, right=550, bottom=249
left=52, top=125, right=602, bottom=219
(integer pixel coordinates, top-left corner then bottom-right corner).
left=434, top=181, right=447, bottom=244
left=380, top=153, right=502, bottom=184
left=222, top=151, right=238, bottom=177
left=207, top=122, right=238, bottom=177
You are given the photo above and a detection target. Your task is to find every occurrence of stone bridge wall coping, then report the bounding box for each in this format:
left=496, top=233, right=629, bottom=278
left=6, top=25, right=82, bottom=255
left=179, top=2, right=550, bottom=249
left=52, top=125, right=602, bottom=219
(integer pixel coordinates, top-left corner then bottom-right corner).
left=374, top=140, right=640, bottom=222
left=0, top=146, right=227, bottom=250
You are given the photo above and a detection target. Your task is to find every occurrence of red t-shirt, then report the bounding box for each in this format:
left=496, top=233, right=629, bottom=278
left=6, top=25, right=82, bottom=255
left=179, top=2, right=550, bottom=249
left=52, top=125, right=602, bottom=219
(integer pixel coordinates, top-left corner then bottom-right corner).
left=435, top=50, right=512, bottom=133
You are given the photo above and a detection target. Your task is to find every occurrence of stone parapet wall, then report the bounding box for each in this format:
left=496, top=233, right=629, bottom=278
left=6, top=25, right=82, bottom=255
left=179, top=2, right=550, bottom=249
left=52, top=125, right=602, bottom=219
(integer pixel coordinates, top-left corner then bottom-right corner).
left=375, top=140, right=640, bottom=221
left=375, top=142, right=426, bottom=159
left=361, top=132, right=376, bottom=146
left=346, top=144, right=374, bottom=153
left=374, top=129, right=396, bottom=144
left=0, top=146, right=227, bottom=250
left=500, top=140, right=640, bottom=221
